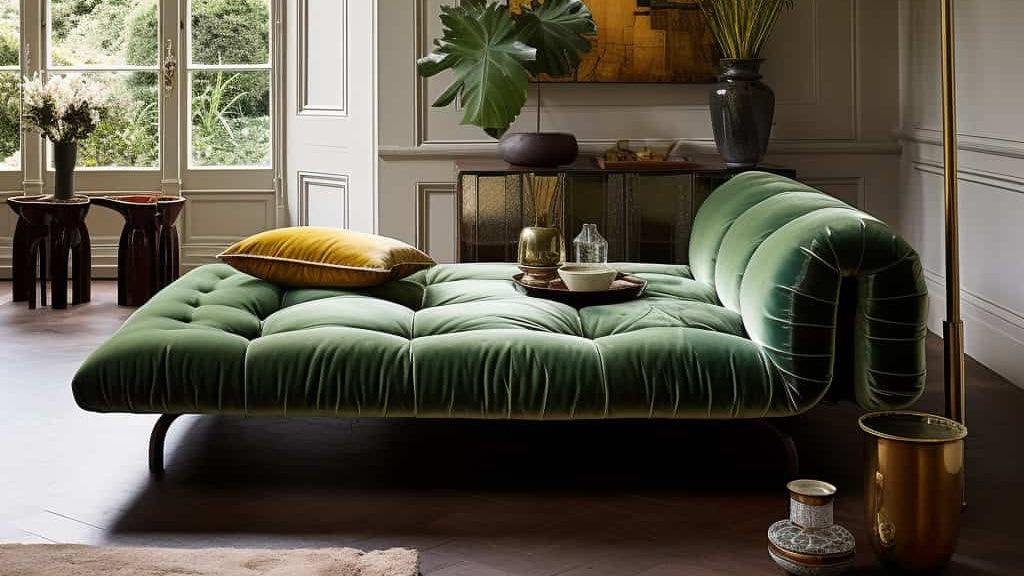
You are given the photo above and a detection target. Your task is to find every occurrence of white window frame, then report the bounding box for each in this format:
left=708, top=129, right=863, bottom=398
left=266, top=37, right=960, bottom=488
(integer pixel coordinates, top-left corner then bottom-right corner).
left=11, top=0, right=284, bottom=203
left=0, top=0, right=25, bottom=194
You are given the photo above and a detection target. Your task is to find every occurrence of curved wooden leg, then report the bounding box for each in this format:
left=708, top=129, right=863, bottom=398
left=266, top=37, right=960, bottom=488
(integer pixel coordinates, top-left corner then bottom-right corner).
left=72, top=221, right=91, bottom=305
left=50, top=224, right=70, bottom=310
left=752, top=419, right=800, bottom=480
left=11, top=217, right=30, bottom=302
left=38, top=236, right=47, bottom=308
left=149, top=414, right=182, bottom=477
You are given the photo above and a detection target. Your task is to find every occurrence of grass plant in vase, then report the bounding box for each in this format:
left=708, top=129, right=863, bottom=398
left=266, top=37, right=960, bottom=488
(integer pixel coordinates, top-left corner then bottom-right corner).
left=22, top=73, right=108, bottom=201
left=517, top=172, right=566, bottom=286
left=696, top=0, right=793, bottom=168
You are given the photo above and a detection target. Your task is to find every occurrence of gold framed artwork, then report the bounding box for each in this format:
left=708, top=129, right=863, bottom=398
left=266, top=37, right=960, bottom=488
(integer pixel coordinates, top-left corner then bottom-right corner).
left=510, top=0, right=719, bottom=83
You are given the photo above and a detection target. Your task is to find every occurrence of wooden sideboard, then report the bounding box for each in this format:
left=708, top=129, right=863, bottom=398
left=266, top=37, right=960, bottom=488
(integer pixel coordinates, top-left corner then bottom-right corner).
left=456, top=158, right=796, bottom=265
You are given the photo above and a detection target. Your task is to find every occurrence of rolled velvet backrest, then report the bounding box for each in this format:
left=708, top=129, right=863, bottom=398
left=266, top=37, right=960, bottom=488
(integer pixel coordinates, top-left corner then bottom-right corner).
left=689, top=172, right=929, bottom=410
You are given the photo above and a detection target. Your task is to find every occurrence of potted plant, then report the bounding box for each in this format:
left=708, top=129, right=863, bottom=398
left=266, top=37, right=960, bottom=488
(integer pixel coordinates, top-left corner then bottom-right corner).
left=21, top=73, right=108, bottom=201
left=417, top=0, right=596, bottom=167
left=696, top=0, right=793, bottom=168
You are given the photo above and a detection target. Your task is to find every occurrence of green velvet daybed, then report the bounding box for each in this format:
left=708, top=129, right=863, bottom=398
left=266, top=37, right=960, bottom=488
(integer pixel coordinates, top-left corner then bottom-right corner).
left=72, top=172, right=929, bottom=475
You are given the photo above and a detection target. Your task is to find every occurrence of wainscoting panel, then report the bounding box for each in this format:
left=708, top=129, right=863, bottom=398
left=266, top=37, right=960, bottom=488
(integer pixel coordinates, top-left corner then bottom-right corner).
left=415, top=182, right=457, bottom=263
left=298, top=172, right=350, bottom=228
left=800, top=176, right=866, bottom=208
left=181, top=191, right=276, bottom=270
left=297, top=0, right=348, bottom=116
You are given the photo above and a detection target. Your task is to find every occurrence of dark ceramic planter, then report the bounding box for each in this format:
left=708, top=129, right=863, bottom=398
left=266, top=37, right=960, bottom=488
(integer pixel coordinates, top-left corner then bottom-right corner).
left=499, top=132, right=578, bottom=167
left=53, top=141, right=78, bottom=201
left=709, top=59, right=775, bottom=168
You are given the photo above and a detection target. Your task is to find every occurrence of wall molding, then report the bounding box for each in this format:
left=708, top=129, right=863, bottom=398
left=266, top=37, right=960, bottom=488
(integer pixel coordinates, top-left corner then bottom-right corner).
left=923, top=268, right=1024, bottom=389
left=297, top=171, right=350, bottom=227
left=380, top=139, right=902, bottom=160
left=415, top=181, right=457, bottom=260
left=911, top=159, right=1024, bottom=196
left=296, top=0, right=349, bottom=117
left=901, top=127, right=1024, bottom=161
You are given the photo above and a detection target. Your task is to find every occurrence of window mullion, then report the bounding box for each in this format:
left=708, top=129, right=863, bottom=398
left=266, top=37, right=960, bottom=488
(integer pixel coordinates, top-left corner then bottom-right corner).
left=159, top=0, right=181, bottom=196
left=21, top=0, right=44, bottom=194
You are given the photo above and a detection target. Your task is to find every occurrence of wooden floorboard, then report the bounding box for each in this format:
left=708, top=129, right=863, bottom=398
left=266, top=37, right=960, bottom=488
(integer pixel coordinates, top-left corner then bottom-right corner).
left=1, top=281, right=1022, bottom=574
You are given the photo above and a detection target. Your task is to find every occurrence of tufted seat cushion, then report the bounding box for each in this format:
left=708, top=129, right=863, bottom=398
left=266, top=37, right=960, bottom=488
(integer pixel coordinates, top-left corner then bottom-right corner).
left=74, top=262, right=801, bottom=419
left=73, top=173, right=929, bottom=421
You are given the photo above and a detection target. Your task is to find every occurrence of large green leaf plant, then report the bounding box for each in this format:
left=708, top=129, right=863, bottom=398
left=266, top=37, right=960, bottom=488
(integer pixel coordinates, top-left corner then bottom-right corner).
left=417, top=0, right=596, bottom=139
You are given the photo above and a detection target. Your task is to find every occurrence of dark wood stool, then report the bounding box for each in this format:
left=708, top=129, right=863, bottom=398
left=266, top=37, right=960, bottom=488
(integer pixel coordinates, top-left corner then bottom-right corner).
left=93, top=195, right=186, bottom=307
left=6, top=196, right=50, bottom=307
left=6, top=195, right=91, bottom=309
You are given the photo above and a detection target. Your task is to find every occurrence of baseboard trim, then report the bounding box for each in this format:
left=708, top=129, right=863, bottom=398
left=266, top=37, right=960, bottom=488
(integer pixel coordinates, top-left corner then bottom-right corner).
left=924, top=269, right=1024, bottom=389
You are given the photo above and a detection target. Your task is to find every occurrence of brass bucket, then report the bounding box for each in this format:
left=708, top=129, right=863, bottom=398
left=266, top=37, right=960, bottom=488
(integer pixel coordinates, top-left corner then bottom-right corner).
left=860, top=411, right=967, bottom=574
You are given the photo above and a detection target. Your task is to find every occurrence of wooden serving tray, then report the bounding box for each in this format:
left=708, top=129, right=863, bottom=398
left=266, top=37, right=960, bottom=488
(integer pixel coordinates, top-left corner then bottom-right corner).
left=595, top=158, right=701, bottom=170
left=513, top=272, right=647, bottom=308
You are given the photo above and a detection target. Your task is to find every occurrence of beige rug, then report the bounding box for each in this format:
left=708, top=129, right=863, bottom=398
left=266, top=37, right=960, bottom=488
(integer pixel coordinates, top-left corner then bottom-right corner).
left=0, top=544, right=419, bottom=576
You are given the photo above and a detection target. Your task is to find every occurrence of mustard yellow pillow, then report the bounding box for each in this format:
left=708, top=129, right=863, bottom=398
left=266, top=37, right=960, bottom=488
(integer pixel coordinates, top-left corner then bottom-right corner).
left=218, top=227, right=435, bottom=288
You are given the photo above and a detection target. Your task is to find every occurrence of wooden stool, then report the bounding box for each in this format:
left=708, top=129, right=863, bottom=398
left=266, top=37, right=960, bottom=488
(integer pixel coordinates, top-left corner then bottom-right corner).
left=6, top=195, right=91, bottom=309
left=6, top=196, right=50, bottom=307
left=93, top=195, right=186, bottom=306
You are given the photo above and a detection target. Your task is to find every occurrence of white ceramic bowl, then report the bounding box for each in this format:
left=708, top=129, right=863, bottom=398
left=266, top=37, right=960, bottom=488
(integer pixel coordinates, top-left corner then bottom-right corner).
left=558, top=264, right=617, bottom=292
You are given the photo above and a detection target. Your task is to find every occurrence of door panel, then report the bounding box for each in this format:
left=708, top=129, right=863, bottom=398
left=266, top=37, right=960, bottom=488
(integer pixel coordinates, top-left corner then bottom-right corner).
left=287, top=0, right=375, bottom=232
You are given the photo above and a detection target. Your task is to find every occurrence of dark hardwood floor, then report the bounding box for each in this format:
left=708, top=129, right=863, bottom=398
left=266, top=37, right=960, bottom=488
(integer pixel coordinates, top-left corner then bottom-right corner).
left=1, top=281, right=1022, bottom=575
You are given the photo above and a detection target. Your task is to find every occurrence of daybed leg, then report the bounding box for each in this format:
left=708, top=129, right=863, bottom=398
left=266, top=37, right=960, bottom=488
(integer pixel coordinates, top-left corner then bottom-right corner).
left=752, top=419, right=800, bottom=480
left=149, top=414, right=182, bottom=477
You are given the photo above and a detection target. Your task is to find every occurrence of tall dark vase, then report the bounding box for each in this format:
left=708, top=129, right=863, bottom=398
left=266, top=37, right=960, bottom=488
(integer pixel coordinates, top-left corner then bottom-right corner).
left=709, top=59, right=775, bottom=168
left=53, top=141, right=78, bottom=201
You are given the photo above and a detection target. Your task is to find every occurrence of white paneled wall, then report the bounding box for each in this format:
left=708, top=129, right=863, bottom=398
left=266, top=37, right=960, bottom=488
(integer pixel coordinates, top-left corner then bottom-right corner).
left=377, top=0, right=905, bottom=260
left=899, top=0, right=1024, bottom=388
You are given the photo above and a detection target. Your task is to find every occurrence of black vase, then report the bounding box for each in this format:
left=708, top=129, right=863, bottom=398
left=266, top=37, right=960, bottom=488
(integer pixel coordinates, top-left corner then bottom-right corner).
left=53, top=141, right=78, bottom=201
left=709, top=59, right=775, bottom=168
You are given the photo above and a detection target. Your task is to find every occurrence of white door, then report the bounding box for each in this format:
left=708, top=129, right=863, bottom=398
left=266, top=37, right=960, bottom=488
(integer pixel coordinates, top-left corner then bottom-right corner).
left=286, top=0, right=376, bottom=232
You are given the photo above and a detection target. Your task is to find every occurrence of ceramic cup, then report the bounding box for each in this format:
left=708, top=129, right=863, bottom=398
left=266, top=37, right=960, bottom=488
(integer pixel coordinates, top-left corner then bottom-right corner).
left=557, top=264, right=617, bottom=292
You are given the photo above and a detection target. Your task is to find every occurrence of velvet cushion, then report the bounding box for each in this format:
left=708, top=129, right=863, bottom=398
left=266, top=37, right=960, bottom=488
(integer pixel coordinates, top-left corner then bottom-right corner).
left=218, top=227, right=435, bottom=288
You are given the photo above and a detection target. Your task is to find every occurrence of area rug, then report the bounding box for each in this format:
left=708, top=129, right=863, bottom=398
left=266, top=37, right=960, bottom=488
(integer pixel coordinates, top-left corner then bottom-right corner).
left=0, top=544, right=419, bottom=576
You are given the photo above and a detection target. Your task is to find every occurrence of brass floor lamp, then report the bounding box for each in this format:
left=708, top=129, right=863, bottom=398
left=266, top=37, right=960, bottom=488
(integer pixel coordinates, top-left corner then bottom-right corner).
left=940, top=0, right=965, bottom=427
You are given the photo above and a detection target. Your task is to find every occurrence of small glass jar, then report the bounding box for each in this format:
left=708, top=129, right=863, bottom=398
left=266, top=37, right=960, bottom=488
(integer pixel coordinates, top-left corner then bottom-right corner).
left=573, top=223, right=608, bottom=264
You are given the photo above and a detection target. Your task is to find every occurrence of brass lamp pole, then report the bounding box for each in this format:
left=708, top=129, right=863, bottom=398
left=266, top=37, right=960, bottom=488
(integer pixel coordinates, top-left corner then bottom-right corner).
left=940, top=0, right=966, bottom=426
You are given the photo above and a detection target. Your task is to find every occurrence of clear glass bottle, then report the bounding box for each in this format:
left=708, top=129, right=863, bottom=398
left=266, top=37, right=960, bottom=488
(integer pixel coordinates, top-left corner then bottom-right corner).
left=573, top=223, right=608, bottom=264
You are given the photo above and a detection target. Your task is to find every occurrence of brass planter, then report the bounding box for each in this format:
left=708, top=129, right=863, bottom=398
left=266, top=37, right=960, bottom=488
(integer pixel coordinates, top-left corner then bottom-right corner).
left=860, top=411, right=967, bottom=574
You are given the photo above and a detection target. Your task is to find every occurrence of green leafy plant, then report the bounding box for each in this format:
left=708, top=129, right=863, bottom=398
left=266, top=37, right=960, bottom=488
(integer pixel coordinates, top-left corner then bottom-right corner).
left=695, top=0, right=793, bottom=60
left=191, top=70, right=269, bottom=166
left=417, top=0, right=596, bottom=138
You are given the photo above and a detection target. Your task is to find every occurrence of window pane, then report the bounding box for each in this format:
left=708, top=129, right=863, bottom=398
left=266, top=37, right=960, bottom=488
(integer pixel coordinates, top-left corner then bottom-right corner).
left=50, top=0, right=158, bottom=66
left=190, top=70, right=270, bottom=167
left=0, top=0, right=19, bottom=67
left=68, top=72, right=159, bottom=168
left=190, top=0, right=269, bottom=65
left=0, top=71, right=19, bottom=169
left=0, top=0, right=18, bottom=170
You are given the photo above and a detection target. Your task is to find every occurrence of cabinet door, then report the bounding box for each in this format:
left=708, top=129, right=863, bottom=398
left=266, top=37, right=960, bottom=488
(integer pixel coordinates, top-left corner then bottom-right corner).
left=627, top=174, right=693, bottom=264
left=459, top=174, right=524, bottom=262
left=564, top=174, right=627, bottom=262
